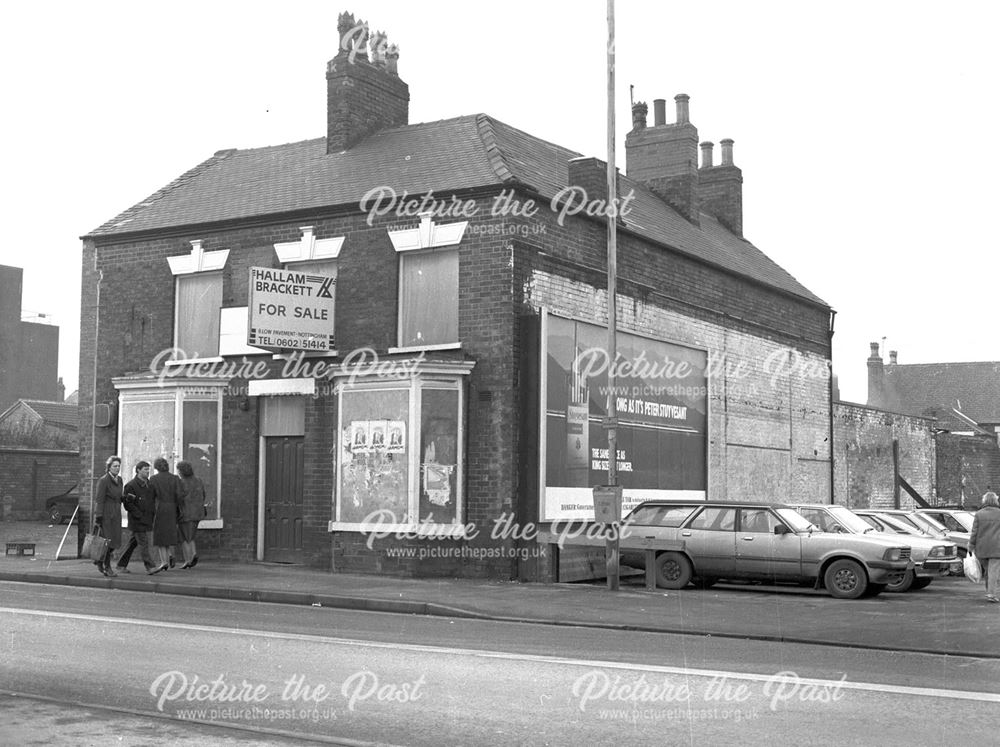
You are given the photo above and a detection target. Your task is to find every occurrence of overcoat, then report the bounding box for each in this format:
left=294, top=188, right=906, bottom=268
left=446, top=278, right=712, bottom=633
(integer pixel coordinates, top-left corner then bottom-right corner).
left=970, top=506, right=1000, bottom=559
left=123, top=476, right=155, bottom=532
left=93, top=472, right=123, bottom=550
left=149, top=470, right=186, bottom=547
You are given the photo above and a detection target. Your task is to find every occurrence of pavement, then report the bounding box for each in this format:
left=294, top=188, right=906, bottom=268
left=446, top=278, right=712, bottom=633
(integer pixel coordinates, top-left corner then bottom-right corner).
left=2, top=520, right=998, bottom=659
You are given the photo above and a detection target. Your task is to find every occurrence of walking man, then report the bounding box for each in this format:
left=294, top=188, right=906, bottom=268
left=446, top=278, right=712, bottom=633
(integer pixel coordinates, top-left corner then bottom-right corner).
left=116, top=460, right=156, bottom=573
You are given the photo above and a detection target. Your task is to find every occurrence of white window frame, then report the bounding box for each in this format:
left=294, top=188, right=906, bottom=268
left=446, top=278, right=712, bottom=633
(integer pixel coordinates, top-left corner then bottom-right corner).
left=272, top=225, right=345, bottom=359
left=387, top=213, right=467, bottom=353
left=329, top=361, right=474, bottom=536
left=113, top=376, right=227, bottom=529
left=167, top=240, right=230, bottom=364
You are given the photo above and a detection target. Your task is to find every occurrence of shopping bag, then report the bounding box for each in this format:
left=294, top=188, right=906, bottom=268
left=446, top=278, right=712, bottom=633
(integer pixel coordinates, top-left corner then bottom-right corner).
left=964, top=552, right=983, bottom=583
left=83, top=531, right=110, bottom=562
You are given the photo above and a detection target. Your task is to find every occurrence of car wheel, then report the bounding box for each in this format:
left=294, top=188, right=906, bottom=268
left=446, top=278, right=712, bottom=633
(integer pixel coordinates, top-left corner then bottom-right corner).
left=823, top=558, right=868, bottom=599
left=886, top=568, right=915, bottom=593
left=48, top=507, right=63, bottom=524
left=655, top=552, right=693, bottom=590
left=863, top=583, right=887, bottom=597
left=911, top=576, right=933, bottom=590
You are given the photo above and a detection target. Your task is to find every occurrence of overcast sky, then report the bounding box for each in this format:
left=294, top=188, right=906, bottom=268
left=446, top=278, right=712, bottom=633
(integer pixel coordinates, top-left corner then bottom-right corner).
left=3, top=1, right=998, bottom=402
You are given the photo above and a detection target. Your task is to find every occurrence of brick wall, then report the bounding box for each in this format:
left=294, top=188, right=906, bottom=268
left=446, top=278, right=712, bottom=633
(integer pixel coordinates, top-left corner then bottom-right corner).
left=935, top=432, right=1000, bottom=508
left=833, top=402, right=936, bottom=509
left=81, top=185, right=832, bottom=579
left=0, top=447, right=78, bottom=520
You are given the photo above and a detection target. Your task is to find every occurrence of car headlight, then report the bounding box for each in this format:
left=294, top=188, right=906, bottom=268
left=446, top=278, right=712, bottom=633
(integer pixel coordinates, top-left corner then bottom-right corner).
left=883, top=548, right=903, bottom=562
left=928, top=546, right=949, bottom=558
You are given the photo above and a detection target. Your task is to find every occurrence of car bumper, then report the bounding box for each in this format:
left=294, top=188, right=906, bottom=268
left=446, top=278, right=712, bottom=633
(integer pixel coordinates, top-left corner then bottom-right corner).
left=918, top=559, right=962, bottom=576
left=866, top=560, right=912, bottom=583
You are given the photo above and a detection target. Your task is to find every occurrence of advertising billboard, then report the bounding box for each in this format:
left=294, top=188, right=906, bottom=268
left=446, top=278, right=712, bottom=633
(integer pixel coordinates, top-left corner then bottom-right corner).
left=540, top=310, right=708, bottom=521
left=247, top=266, right=336, bottom=351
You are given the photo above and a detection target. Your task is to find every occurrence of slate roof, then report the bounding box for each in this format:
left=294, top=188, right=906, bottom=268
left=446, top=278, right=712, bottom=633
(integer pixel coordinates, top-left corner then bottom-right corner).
left=884, top=362, right=1000, bottom=424
left=86, top=114, right=826, bottom=307
left=0, top=399, right=79, bottom=430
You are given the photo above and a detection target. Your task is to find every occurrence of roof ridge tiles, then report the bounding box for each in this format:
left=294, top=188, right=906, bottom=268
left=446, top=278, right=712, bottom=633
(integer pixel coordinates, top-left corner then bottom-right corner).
left=474, top=114, right=519, bottom=186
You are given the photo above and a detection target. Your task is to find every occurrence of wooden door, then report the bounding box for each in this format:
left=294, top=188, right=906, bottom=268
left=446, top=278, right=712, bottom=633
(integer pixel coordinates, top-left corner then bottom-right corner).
left=264, top=436, right=304, bottom=563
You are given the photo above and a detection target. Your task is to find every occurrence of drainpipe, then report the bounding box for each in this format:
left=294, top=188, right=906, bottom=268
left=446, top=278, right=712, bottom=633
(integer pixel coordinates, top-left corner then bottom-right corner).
left=828, top=309, right=836, bottom=504
left=87, top=268, right=103, bottom=551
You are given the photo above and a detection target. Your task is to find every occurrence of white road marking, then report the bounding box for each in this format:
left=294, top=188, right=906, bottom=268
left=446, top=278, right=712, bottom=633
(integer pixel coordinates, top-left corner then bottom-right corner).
left=3, top=606, right=999, bottom=703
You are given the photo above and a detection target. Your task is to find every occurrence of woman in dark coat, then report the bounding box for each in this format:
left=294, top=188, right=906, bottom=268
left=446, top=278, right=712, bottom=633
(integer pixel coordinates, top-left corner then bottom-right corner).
left=93, top=455, right=123, bottom=576
left=176, top=460, right=206, bottom=569
left=148, top=457, right=186, bottom=574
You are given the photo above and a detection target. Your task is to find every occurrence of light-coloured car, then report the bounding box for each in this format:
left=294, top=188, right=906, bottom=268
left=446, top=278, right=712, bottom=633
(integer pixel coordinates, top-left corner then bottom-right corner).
left=620, top=500, right=911, bottom=599
left=877, top=509, right=970, bottom=557
left=917, top=508, right=975, bottom=533
left=851, top=510, right=961, bottom=589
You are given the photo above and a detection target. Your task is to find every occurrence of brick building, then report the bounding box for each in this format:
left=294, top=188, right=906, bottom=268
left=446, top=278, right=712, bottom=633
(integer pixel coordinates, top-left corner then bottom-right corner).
left=78, top=13, right=833, bottom=579
left=866, top=343, right=1000, bottom=507
left=0, top=265, right=59, bottom=413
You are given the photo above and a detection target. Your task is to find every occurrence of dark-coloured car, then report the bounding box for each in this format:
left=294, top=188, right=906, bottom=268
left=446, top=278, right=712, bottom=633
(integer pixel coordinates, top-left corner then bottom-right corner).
left=45, top=485, right=79, bottom=524
left=619, top=500, right=912, bottom=599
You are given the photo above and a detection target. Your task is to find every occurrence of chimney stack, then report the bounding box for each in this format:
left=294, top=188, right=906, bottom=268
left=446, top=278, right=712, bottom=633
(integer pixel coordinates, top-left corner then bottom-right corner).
left=624, top=92, right=700, bottom=224
left=697, top=136, right=743, bottom=236
left=326, top=11, right=409, bottom=153
left=867, top=342, right=885, bottom=409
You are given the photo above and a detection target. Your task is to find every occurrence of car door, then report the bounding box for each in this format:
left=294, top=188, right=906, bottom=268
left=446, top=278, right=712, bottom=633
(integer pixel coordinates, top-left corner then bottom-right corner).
left=679, top=507, right=737, bottom=577
left=735, top=508, right=802, bottom=580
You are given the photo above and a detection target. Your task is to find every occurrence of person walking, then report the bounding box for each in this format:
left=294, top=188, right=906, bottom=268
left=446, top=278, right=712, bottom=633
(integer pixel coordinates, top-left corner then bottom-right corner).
left=116, top=460, right=156, bottom=573
left=148, top=457, right=186, bottom=575
left=970, top=491, right=1000, bottom=603
left=92, top=455, right=123, bottom=577
left=176, top=460, right=206, bottom=569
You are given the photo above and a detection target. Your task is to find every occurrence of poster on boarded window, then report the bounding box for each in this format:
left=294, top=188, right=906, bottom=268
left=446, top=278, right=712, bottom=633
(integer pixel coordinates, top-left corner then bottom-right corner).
left=247, top=266, right=336, bottom=351
left=540, top=310, right=708, bottom=522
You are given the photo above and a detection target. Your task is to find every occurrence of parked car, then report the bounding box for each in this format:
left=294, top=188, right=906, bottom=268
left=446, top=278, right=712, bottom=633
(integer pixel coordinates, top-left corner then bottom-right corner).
left=916, top=508, right=975, bottom=533
left=875, top=509, right=970, bottom=557
left=44, top=485, right=79, bottom=524
left=619, top=500, right=911, bottom=599
left=849, top=509, right=961, bottom=589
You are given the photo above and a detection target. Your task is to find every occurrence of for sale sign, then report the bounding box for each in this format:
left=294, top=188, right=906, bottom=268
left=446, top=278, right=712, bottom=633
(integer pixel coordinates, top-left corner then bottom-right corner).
left=247, top=266, right=336, bottom=351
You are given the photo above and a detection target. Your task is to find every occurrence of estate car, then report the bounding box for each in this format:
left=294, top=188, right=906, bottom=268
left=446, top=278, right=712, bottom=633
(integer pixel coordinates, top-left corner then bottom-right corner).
left=620, top=500, right=912, bottom=599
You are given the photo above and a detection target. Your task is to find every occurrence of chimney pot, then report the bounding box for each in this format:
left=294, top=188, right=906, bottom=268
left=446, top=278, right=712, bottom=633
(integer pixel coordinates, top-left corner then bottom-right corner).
left=675, top=93, right=690, bottom=124
left=869, top=342, right=881, bottom=358
left=889, top=350, right=898, bottom=365
left=631, top=101, right=648, bottom=130
left=653, top=99, right=666, bottom=126
left=720, top=138, right=734, bottom=166
left=700, top=141, right=714, bottom=168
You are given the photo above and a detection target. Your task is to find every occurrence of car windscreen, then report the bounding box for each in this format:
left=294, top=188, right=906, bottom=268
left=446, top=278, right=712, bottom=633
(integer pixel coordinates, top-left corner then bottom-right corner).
left=774, top=508, right=814, bottom=532
left=953, top=512, right=975, bottom=531
left=825, top=505, right=876, bottom=534
left=871, top=513, right=919, bottom=534
left=625, top=505, right=696, bottom=527
left=909, top=513, right=948, bottom=533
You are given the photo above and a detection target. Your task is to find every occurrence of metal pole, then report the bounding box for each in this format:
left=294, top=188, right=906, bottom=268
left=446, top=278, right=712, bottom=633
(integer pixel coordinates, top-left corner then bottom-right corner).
left=605, top=0, right=620, bottom=591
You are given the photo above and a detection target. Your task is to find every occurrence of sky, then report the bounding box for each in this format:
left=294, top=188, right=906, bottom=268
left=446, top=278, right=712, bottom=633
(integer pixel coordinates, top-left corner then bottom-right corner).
left=2, top=0, right=998, bottom=403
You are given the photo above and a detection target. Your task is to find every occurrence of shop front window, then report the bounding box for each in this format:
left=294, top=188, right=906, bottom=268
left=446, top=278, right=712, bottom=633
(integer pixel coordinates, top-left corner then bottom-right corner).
left=114, top=379, right=224, bottom=526
left=334, top=376, right=466, bottom=531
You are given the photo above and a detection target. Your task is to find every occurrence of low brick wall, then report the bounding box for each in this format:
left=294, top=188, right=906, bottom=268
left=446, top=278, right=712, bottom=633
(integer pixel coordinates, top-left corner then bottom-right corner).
left=0, top=447, right=79, bottom=521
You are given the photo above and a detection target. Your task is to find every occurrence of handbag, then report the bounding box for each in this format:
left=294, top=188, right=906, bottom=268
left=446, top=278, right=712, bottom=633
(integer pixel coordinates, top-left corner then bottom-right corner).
left=964, top=552, right=983, bottom=583
left=83, top=530, right=110, bottom=562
